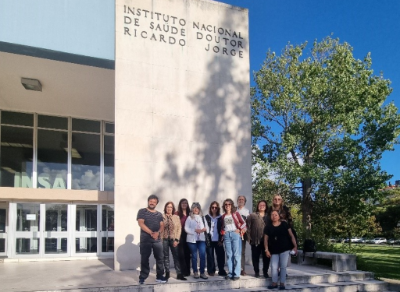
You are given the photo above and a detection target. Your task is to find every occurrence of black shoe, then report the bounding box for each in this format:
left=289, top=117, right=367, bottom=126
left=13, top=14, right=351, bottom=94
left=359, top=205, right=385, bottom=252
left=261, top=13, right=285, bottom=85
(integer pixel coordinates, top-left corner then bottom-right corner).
left=156, top=276, right=168, bottom=283
left=255, top=272, right=260, bottom=278
left=264, top=273, right=269, bottom=278
left=165, top=272, right=170, bottom=279
left=232, top=277, right=240, bottom=281
left=177, top=274, right=187, bottom=281
left=224, top=275, right=231, bottom=280
left=219, top=271, right=228, bottom=276
left=139, top=277, right=145, bottom=284
left=267, top=284, right=278, bottom=289
left=279, top=286, right=286, bottom=290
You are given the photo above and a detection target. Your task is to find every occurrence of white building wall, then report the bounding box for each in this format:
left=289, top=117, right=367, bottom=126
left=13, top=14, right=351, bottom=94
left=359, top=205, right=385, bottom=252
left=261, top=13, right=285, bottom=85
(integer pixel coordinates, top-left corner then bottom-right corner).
left=115, top=0, right=251, bottom=271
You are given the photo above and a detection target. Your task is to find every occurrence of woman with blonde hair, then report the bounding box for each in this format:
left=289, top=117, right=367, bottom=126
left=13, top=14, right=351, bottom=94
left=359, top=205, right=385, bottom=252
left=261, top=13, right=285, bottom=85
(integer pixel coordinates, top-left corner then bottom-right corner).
left=185, top=202, right=209, bottom=279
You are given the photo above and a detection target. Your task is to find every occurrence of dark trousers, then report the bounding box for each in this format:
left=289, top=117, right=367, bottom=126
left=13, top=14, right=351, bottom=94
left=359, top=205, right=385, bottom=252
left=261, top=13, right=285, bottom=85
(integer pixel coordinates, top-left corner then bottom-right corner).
left=139, top=240, right=164, bottom=280
left=206, top=241, right=226, bottom=275
left=251, top=242, right=270, bottom=276
left=163, top=239, right=181, bottom=274
left=177, top=233, right=191, bottom=276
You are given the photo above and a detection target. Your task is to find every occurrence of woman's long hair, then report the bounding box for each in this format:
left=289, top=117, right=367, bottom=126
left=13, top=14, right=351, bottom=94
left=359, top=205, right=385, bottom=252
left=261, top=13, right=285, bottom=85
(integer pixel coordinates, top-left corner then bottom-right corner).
left=177, top=198, right=190, bottom=218
left=222, top=198, right=237, bottom=213
left=208, top=201, right=221, bottom=216
left=256, top=200, right=268, bottom=213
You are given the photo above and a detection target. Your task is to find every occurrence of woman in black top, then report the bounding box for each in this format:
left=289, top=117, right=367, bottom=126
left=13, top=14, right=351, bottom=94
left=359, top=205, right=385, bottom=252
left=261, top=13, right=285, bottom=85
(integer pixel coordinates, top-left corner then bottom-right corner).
left=264, top=210, right=297, bottom=290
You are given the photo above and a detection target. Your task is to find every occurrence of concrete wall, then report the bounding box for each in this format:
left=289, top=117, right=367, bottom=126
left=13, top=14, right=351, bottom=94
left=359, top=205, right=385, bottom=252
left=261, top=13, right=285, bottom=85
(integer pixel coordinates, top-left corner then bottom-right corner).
left=114, top=0, right=251, bottom=271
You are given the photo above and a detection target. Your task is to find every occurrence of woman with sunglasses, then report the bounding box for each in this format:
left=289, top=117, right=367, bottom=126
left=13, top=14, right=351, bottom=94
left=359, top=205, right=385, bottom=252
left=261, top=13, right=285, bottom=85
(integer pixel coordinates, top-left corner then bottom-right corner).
left=205, top=201, right=227, bottom=277
left=220, top=198, right=247, bottom=280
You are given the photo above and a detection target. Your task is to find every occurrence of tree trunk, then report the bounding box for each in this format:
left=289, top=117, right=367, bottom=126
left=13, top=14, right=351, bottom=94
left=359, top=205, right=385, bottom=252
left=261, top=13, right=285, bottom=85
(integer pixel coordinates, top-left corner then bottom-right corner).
left=302, top=177, right=313, bottom=240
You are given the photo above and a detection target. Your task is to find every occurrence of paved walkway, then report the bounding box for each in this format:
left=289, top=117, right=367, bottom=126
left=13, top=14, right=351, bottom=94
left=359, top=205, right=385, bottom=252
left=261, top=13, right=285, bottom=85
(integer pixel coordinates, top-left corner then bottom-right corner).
left=0, top=259, right=340, bottom=292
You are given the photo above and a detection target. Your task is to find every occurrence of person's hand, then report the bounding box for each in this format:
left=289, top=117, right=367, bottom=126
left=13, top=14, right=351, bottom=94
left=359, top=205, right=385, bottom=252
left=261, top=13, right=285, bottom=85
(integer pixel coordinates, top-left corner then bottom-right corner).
left=151, top=231, right=159, bottom=240
left=195, top=229, right=202, bottom=234
left=218, top=241, right=223, bottom=246
left=173, top=241, right=179, bottom=247
left=265, top=250, right=271, bottom=258
left=235, top=229, right=240, bottom=234
left=293, top=247, right=298, bottom=255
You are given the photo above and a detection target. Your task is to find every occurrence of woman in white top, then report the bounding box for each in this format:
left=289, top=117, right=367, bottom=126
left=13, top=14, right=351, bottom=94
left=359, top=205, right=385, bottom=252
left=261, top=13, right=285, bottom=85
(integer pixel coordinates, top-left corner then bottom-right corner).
left=185, top=202, right=209, bottom=280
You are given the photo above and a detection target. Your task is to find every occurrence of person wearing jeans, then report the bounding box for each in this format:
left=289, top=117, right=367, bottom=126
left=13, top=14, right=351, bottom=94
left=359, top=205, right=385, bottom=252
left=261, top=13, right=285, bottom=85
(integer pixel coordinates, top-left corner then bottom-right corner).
left=220, top=198, right=247, bottom=281
left=185, top=202, right=209, bottom=279
left=264, top=210, right=297, bottom=290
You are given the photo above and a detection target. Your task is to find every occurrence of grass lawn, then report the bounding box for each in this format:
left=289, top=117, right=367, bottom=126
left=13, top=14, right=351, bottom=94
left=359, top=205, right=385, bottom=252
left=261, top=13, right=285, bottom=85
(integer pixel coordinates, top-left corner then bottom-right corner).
left=354, top=245, right=400, bottom=280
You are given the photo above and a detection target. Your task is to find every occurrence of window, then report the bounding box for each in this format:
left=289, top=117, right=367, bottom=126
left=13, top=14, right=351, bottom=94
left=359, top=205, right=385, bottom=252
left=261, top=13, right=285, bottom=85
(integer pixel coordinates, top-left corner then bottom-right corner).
left=0, top=111, right=114, bottom=191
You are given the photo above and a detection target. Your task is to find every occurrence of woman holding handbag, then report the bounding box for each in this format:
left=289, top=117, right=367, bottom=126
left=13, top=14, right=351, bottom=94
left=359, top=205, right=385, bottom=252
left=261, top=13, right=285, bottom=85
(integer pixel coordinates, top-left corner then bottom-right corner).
left=220, top=198, right=247, bottom=280
left=185, top=202, right=209, bottom=279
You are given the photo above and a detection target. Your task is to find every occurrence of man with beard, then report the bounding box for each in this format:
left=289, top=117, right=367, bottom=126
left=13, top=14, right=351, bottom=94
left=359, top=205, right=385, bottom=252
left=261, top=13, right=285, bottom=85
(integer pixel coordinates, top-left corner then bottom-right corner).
left=137, top=194, right=167, bottom=284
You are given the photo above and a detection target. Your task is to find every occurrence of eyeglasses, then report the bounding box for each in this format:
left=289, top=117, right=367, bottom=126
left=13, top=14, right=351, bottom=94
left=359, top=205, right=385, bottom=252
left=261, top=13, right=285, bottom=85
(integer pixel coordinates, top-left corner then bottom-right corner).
left=224, top=203, right=232, bottom=206
left=211, top=206, right=218, bottom=209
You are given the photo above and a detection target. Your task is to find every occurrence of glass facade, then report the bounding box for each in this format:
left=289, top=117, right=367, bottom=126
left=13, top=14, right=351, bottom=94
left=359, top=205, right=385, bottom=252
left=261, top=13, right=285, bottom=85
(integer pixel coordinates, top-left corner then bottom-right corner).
left=0, top=111, right=114, bottom=191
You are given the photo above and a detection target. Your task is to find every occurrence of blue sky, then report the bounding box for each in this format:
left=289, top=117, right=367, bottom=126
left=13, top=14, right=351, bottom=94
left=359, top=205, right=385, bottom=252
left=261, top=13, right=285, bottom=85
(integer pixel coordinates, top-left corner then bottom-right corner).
left=219, top=0, right=400, bottom=184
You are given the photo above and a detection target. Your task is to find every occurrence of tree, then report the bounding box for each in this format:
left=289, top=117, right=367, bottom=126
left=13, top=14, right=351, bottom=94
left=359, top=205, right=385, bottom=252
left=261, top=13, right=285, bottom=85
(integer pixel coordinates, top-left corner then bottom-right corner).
left=375, top=188, right=400, bottom=237
left=252, top=36, right=400, bottom=238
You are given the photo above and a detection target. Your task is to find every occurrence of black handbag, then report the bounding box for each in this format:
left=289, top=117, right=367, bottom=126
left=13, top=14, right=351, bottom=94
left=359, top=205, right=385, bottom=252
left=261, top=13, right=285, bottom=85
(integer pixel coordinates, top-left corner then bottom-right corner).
left=202, top=216, right=211, bottom=247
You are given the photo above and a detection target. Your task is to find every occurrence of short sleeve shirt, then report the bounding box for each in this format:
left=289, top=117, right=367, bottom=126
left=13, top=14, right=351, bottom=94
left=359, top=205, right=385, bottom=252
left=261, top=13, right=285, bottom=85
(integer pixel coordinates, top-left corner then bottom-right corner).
left=264, top=221, right=291, bottom=254
left=137, top=208, right=163, bottom=242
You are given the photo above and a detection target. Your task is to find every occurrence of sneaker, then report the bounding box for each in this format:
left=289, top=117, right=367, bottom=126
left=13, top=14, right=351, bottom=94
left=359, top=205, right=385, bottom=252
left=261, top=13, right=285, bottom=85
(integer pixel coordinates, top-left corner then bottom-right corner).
left=193, top=272, right=200, bottom=279
left=156, top=276, right=168, bottom=283
left=279, top=286, right=286, bottom=290
left=255, top=272, right=260, bottom=278
left=208, top=273, right=215, bottom=276
left=200, top=273, right=208, bottom=279
left=224, top=275, right=231, bottom=280
left=267, top=284, right=278, bottom=289
left=240, top=270, right=246, bottom=276
left=139, top=278, right=145, bottom=285
left=232, top=277, right=240, bottom=281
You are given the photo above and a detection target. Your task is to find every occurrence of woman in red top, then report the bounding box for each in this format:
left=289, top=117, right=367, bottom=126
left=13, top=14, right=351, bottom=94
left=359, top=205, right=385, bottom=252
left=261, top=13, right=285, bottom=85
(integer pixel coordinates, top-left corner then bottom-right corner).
left=175, top=198, right=191, bottom=277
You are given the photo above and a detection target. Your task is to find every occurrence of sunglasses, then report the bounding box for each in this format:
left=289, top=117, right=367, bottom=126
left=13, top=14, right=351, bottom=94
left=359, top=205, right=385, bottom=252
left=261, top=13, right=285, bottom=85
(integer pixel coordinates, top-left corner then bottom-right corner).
left=224, top=203, right=232, bottom=206
left=211, top=206, right=218, bottom=209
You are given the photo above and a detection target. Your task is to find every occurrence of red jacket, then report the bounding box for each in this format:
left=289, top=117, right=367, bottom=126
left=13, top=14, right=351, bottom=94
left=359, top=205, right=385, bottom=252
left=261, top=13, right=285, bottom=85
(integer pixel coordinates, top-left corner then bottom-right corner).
left=220, top=211, right=247, bottom=238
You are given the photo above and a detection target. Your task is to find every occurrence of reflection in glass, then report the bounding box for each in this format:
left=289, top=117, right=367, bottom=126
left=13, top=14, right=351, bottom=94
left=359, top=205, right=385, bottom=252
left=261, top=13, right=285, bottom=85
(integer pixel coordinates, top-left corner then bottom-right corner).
left=71, top=133, right=100, bottom=190
left=72, top=118, right=100, bottom=133
left=104, top=135, right=114, bottom=191
left=38, top=115, right=68, bottom=130
left=16, top=238, right=39, bottom=254
left=105, top=123, right=114, bottom=134
left=102, top=237, right=114, bottom=252
left=102, top=205, right=114, bottom=252
left=37, top=130, right=68, bottom=189
left=0, top=238, right=4, bottom=252
left=16, top=203, right=40, bottom=231
left=45, top=238, right=67, bottom=254
left=0, top=209, right=5, bottom=232
left=76, top=205, right=97, bottom=231
left=45, top=204, right=67, bottom=231
left=75, top=237, right=97, bottom=253
left=0, top=126, right=33, bottom=187
left=1, top=111, right=33, bottom=127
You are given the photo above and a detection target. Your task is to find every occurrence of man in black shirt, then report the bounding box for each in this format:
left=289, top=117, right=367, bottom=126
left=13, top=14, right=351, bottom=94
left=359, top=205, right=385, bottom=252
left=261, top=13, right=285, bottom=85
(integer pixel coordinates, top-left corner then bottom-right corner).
left=137, top=194, right=167, bottom=284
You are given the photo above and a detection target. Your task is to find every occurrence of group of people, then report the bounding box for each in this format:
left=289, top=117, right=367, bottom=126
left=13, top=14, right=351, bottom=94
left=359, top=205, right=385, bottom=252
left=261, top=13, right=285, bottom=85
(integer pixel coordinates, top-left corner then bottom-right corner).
left=137, top=194, right=297, bottom=290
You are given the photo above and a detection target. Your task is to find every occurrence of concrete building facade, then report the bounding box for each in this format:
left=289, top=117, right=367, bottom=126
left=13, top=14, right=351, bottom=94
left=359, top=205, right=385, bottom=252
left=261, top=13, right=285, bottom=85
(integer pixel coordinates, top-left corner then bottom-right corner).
left=0, top=0, right=251, bottom=271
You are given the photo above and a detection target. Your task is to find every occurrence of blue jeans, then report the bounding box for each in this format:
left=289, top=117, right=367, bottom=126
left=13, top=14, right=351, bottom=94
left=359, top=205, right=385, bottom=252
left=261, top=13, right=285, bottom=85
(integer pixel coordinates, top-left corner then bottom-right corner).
left=224, top=231, right=241, bottom=277
left=270, top=250, right=290, bottom=284
left=187, top=241, right=206, bottom=274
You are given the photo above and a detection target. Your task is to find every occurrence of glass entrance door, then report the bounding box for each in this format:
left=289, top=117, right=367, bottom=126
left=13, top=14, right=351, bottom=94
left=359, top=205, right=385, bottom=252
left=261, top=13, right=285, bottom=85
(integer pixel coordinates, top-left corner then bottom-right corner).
left=73, top=204, right=98, bottom=254
left=15, top=203, right=40, bottom=255
left=0, top=205, right=7, bottom=255
left=44, top=204, right=69, bottom=255
left=100, top=205, right=114, bottom=253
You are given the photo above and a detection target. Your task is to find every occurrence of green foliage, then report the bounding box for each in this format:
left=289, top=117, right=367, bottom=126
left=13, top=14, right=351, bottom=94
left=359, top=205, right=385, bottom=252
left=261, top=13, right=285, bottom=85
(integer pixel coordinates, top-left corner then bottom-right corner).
left=252, top=36, right=400, bottom=239
left=375, top=188, right=400, bottom=237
